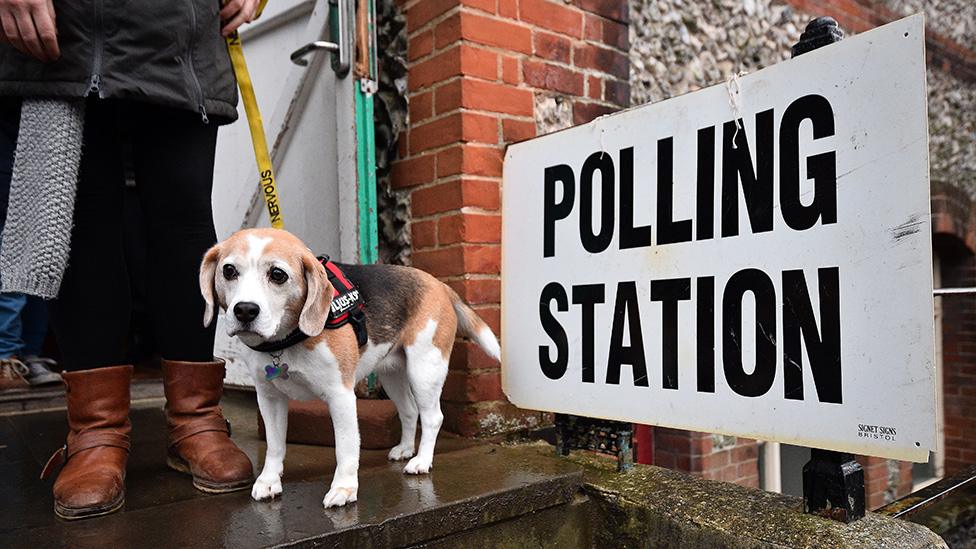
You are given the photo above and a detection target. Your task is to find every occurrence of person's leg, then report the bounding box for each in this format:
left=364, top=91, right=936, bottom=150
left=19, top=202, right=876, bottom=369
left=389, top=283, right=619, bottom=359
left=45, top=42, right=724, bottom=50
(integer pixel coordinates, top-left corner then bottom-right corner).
left=0, top=98, right=29, bottom=390
left=20, top=294, right=61, bottom=386
left=127, top=103, right=217, bottom=360
left=43, top=100, right=133, bottom=520
left=20, top=295, right=48, bottom=357
left=0, top=98, right=26, bottom=361
left=49, top=99, right=131, bottom=371
left=0, top=291, right=28, bottom=391
left=0, top=294, right=24, bottom=358
left=126, top=101, right=252, bottom=493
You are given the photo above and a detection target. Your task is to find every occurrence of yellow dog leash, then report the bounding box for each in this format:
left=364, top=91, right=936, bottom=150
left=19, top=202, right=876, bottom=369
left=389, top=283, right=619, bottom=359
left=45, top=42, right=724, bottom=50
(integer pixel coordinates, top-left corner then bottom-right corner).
left=225, top=0, right=284, bottom=228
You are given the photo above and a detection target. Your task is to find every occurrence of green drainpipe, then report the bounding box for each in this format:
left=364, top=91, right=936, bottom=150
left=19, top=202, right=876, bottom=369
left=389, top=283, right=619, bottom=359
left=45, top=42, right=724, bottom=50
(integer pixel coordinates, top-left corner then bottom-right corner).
left=355, top=88, right=378, bottom=265
left=355, top=0, right=379, bottom=392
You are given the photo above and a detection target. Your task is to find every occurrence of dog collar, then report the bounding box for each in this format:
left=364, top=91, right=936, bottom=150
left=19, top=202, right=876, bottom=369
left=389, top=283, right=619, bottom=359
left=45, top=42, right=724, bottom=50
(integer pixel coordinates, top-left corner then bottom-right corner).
left=247, top=329, right=310, bottom=353
left=245, top=256, right=368, bottom=354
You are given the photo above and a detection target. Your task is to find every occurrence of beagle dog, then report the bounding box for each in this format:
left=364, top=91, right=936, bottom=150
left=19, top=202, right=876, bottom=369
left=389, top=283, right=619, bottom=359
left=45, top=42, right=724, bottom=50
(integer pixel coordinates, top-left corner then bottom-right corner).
left=199, top=228, right=500, bottom=508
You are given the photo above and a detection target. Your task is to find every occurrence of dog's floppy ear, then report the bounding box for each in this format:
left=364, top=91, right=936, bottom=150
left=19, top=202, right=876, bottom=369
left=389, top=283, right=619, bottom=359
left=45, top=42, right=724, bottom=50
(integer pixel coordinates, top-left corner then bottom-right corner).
left=299, top=252, right=333, bottom=337
left=199, top=243, right=223, bottom=327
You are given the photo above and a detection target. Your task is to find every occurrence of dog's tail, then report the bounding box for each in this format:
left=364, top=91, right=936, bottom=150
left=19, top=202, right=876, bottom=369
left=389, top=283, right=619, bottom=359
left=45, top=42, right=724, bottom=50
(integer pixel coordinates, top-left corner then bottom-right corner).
left=444, top=285, right=501, bottom=361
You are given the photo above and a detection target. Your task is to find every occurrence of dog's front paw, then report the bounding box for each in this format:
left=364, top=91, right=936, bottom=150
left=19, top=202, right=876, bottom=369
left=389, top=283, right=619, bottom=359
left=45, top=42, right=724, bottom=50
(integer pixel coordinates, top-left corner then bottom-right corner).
left=252, top=477, right=283, bottom=501
left=403, top=456, right=432, bottom=475
left=322, top=486, right=358, bottom=508
left=387, top=443, right=415, bottom=461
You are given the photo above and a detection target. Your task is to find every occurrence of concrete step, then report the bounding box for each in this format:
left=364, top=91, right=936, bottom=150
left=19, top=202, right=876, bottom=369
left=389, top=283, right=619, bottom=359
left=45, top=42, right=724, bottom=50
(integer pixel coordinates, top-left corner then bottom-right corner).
left=0, top=392, right=586, bottom=548
left=3, top=390, right=938, bottom=548
left=3, top=446, right=583, bottom=548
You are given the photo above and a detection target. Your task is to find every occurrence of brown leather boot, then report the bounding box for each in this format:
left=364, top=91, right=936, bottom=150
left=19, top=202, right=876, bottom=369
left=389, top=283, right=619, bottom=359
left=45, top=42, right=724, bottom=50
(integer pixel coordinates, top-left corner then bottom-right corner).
left=162, top=359, right=253, bottom=493
left=41, top=365, right=132, bottom=520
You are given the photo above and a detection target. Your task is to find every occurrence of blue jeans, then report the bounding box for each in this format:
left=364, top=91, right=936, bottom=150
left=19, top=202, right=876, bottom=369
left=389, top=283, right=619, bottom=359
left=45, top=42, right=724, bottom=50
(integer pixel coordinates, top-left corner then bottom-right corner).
left=0, top=98, right=47, bottom=359
left=0, top=293, right=45, bottom=357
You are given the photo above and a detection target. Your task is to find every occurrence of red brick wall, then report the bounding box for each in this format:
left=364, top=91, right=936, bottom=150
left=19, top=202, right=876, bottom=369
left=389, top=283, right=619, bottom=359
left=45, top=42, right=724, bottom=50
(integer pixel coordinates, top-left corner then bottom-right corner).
left=941, top=264, right=976, bottom=474
left=393, top=0, right=630, bottom=435
left=856, top=456, right=914, bottom=510
left=935, top=186, right=976, bottom=474
left=931, top=186, right=976, bottom=476
left=654, top=428, right=760, bottom=488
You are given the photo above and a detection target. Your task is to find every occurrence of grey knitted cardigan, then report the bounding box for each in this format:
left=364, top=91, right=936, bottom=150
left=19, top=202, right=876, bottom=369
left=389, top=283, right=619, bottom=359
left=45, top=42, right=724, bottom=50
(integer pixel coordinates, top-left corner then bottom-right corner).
left=0, top=100, right=85, bottom=298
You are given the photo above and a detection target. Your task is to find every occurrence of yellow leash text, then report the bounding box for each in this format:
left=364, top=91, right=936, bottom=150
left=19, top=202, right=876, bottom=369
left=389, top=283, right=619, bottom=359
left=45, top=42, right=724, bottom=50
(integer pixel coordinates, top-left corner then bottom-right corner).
left=226, top=19, right=283, bottom=229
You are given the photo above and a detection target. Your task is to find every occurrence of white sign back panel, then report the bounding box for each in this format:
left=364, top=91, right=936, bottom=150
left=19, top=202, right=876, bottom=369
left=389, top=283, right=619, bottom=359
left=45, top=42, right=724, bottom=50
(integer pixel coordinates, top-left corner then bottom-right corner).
left=501, top=15, right=934, bottom=462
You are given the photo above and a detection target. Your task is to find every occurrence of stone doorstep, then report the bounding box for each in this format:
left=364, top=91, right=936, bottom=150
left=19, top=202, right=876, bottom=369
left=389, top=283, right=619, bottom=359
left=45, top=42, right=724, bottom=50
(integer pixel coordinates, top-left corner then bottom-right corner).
left=1, top=444, right=584, bottom=549
left=257, top=398, right=402, bottom=449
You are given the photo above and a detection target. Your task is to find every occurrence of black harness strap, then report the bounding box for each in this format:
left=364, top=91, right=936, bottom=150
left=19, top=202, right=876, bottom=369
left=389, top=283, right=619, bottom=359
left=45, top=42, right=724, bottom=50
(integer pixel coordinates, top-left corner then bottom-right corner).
left=246, top=256, right=368, bottom=354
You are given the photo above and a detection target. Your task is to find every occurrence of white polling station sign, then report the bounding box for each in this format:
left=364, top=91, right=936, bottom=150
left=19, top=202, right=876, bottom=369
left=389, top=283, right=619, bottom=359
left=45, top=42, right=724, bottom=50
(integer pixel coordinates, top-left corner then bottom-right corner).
left=501, top=14, right=935, bottom=462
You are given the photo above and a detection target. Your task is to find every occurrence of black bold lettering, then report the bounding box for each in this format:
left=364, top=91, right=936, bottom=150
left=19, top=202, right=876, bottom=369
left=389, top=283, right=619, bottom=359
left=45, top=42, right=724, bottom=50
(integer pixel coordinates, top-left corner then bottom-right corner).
left=606, top=282, right=649, bottom=386
left=780, top=95, right=838, bottom=230
left=696, top=126, right=716, bottom=241
left=619, top=147, right=652, bottom=249
left=543, top=164, right=575, bottom=257
left=656, top=138, right=693, bottom=245
left=539, top=282, right=570, bottom=380
left=579, top=152, right=615, bottom=254
left=721, top=110, right=775, bottom=237
left=651, top=278, right=691, bottom=389
left=783, top=268, right=842, bottom=403
left=723, top=269, right=777, bottom=397
left=572, top=284, right=605, bottom=383
left=697, top=276, right=715, bottom=392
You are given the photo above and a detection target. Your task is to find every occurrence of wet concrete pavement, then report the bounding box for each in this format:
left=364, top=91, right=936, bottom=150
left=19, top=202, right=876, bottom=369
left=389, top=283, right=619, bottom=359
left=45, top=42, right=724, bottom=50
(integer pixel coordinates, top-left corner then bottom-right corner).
left=0, top=390, right=583, bottom=548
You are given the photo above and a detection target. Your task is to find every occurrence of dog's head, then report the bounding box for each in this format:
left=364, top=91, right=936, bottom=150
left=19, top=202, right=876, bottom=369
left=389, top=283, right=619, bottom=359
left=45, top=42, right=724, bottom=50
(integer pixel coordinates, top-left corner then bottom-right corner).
left=199, top=228, right=334, bottom=344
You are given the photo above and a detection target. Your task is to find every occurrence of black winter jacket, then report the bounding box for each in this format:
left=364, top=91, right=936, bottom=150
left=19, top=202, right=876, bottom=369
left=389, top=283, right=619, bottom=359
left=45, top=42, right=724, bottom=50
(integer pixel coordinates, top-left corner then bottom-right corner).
left=0, top=0, right=238, bottom=124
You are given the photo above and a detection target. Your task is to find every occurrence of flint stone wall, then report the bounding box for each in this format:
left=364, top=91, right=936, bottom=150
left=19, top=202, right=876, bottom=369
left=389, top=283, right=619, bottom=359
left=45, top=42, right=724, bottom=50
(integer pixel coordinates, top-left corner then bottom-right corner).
left=629, top=0, right=976, bottom=195
left=883, top=0, right=974, bottom=51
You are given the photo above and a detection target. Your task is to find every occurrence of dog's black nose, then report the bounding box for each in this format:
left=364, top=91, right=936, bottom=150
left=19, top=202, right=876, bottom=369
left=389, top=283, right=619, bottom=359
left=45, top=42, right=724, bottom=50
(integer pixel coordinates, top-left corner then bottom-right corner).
left=234, top=302, right=260, bottom=323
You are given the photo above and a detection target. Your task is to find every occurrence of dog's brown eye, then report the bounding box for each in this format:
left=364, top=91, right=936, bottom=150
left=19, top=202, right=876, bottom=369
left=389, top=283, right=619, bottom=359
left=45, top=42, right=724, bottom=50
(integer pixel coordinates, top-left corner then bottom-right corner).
left=222, top=264, right=238, bottom=280
left=268, top=267, right=288, bottom=285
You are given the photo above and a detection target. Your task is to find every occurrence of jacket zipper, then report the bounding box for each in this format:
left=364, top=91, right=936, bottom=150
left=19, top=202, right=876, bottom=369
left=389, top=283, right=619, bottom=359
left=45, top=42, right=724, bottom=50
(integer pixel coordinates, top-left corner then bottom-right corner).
left=88, top=0, right=103, bottom=95
left=185, top=0, right=209, bottom=123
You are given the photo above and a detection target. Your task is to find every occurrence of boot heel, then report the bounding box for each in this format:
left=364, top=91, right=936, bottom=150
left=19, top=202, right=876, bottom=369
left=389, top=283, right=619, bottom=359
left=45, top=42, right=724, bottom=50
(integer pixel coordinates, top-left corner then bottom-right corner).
left=166, top=453, right=192, bottom=475
left=168, top=449, right=252, bottom=494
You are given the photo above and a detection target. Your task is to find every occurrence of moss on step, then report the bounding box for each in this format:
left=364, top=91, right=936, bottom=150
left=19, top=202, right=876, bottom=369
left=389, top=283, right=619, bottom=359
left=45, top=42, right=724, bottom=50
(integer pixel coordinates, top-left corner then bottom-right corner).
left=515, top=442, right=947, bottom=548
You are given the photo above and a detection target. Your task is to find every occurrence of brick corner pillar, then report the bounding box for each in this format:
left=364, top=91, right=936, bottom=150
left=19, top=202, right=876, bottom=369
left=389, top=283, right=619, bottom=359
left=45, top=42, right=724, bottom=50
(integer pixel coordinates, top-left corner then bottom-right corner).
left=391, top=0, right=630, bottom=436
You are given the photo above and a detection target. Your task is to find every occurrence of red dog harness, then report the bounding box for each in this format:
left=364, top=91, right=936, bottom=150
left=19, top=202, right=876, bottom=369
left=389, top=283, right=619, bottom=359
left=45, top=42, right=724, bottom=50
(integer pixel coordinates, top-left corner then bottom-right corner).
left=319, top=256, right=368, bottom=346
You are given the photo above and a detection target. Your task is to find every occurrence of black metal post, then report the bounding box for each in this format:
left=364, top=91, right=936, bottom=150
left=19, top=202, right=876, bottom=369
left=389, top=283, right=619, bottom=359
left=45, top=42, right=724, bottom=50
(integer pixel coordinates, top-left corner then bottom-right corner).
left=791, top=16, right=844, bottom=58
left=790, top=17, right=865, bottom=523
left=802, top=449, right=865, bottom=522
